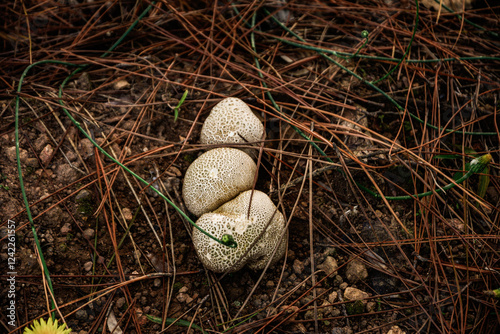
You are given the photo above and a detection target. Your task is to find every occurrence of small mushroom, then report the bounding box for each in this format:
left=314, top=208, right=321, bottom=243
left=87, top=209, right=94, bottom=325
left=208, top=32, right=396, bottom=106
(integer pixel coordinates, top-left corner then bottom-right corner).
left=192, top=190, right=287, bottom=273
left=182, top=147, right=257, bottom=217
left=200, top=97, right=264, bottom=147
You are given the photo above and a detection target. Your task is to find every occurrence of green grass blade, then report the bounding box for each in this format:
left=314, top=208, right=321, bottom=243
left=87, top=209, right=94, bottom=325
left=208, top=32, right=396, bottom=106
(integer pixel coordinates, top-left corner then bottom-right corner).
left=174, top=89, right=189, bottom=122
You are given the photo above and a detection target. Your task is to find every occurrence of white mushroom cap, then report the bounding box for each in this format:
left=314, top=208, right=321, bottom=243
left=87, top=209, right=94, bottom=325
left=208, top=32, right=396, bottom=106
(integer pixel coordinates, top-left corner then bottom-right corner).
left=200, top=97, right=264, bottom=147
left=182, top=148, right=257, bottom=217
left=192, top=190, right=287, bottom=273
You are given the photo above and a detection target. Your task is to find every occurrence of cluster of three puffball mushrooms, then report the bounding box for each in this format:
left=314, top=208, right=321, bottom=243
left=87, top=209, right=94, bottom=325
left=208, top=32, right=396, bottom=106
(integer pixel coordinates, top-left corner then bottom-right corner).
left=182, top=98, right=287, bottom=273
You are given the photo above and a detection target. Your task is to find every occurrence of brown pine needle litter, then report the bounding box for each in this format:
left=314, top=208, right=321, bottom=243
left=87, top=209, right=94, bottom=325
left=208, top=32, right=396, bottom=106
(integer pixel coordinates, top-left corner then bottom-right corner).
left=1, top=1, right=499, bottom=333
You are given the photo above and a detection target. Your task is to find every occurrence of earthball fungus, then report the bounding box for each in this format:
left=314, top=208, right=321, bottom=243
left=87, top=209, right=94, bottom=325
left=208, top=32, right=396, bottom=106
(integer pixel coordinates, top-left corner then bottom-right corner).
left=200, top=97, right=264, bottom=147
left=192, top=190, right=287, bottom=273
left=182, top=147, right=257, bottom=217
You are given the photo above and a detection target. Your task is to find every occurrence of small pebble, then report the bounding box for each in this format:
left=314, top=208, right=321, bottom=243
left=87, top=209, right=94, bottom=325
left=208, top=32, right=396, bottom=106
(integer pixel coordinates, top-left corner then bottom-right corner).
left=82, top=228, right=95, bottom=240
left=328, top=291, right=338, bottom=304
left=78, top=138, right=94, bottom=158
left=5, top=146, right=28, bottom=163
left=346, top=259, right=368, bottom=283
left=293, top=259, right=304, bottom=275
left=76, top=189, right=92, bottom=202
left=280, top=305, right=299, bottom=320
left=387, top=325, right=406, bottom=334
left=40, top=144, right=54, bottom=165
left=75, top=309, right=88, bottom=320
left=44, top=231, right=54, bottom=243
left=34, top=134, right=49, bottom=151
left=333, top=275, right=343, bottom=286
left=56, top=164, right=78, bottom=183
left=122, top=208, right=133, bottom=221
left=366, top=301, right=377, bottom=312
left=344, top=287, right=369, bottom=301
left=26, top=158, right=39, bottom=168
left=292, top=323, right=307, bottom=333
left=177, top=292, right=193, bottom=303
left=116, top=297, right=126, bottom=309
left=83, top=261, right=93, bottom=272
left=60, top=223, right=72, bottom=235
left=114, top=79, right=130, bottom=90
left=318, top=256, right=338, bottom=276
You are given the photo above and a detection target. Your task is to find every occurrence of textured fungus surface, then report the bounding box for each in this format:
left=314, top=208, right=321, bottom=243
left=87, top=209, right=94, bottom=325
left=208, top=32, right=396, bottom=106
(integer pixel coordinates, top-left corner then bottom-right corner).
left=192, top=190, right=287, bottom=273
left=200, top=97, right=264, bottom=147
left=182, top=148, right=257, bottom=217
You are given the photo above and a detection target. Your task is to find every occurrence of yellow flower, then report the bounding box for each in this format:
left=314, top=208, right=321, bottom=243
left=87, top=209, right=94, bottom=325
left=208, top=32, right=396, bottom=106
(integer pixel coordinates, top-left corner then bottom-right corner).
left=23, top=318, right=71, bottom=334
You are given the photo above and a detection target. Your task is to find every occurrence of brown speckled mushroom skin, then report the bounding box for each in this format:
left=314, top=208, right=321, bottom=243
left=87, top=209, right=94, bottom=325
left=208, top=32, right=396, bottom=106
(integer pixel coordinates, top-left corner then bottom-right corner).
left=192, top=190, right=287, bottom=273
left=182, top=147, right=257, bottom=217
left=200, top=97, right=264, bottom=148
